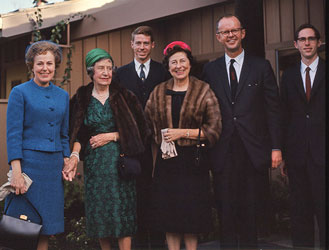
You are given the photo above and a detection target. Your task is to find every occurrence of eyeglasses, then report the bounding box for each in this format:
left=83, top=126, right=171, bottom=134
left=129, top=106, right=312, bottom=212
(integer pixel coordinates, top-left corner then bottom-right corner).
left=217, top=28, right=243, bottom=36
left=297, top=36, right=318, bottom=43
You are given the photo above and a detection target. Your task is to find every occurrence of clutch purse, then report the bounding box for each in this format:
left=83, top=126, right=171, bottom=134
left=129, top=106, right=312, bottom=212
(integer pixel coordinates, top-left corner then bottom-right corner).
left=117, top=154, right=141, bottom=180
left=0, top=194, right=43, bottom=250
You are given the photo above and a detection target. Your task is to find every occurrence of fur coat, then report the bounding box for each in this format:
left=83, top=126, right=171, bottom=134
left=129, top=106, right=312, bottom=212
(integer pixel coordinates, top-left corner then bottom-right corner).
left=69, top=81, right=151, bottom=160
left=145, top=76, right=222, bottom=147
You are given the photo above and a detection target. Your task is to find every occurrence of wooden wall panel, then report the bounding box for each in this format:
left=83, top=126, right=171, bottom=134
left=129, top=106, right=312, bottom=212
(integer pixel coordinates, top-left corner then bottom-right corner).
left=213, top=5, right=225, bottom=53
left=294, top=0, right=309, bottom=29
left=82, top=37, right=96, bottom=85
left=264, top=0, right=281, bottom=44
left=309, top=0, right=325, bottom=40
left=164, top=18, right=181, bottom=45
left=96, top=33, right=109, bottom=51
left=224, top=2, right=235, bottom=14
left=201, top=8, right=214, bottom=54
left=120, top=27, right=134, bottom=66
left=70, top=40, right=83, bottom=96
left=152, top=21, right=167, bottom=62
left=180, top=15, right=191, bottom=46
left=280, top=0, right=294, bottom=42
left=55, top=48, right=69, bottom=93
left=109, top=31, right=122, bottom=67
left=190, top=10, right=202, bottom=56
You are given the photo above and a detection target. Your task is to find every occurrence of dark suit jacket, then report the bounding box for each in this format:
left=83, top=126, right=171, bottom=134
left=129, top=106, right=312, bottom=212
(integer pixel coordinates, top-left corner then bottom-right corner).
left=203, top=53, right=282, bottom=173
left=280, top=58, right=325, bottom=168
left=115, top=59, right=168, bottom=108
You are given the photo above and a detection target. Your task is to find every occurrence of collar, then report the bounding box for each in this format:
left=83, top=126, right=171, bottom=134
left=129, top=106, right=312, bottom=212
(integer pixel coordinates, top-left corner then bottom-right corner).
left=301, top=56, right=319, bottom=73
left=225, top=49, right=245, bottom=66
left=134, top=58, right=151, bottom=70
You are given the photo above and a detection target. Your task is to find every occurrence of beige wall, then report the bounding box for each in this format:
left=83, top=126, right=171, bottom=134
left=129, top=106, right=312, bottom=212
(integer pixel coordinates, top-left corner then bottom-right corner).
left=5, top=63, right=28, bottom=98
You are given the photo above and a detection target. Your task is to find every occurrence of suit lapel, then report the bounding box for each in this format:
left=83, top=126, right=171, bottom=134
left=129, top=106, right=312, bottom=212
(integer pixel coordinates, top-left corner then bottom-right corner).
left=310, top=58, right=325, bottom=100
left=235, top=55, right=250, bottom=99
left=146, top=60, right=155, bottom=82
left=217, top=57, right=232, bottom=102
left=294, top=63, right=308, bottom=103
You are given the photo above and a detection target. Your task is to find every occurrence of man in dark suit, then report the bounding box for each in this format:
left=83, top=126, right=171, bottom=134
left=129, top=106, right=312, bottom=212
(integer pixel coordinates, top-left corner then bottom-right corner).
left=280, top=24, right=325, bottom=249
left=115, top=26, right=168, bottom=244
left=202, top=15, right=282, bottom=249
left=115, top=26, right=168, bottom=108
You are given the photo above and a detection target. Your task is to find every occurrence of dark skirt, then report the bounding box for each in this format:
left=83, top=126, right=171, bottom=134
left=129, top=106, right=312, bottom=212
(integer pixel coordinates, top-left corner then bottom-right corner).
left=149, top=145, right=213, bottom=234
left=5, top=149, right=64, bottom=235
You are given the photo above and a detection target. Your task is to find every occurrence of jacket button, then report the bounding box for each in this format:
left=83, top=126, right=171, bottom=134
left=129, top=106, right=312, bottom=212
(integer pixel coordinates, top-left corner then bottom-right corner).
left=49, top=107, right=54, bottom=111
left=49, top=138, right=53, bottom=142
left=45, top=95, right=50, bottom=99
left=233, top=117, right=237, bottom=121
left=48, top=122, right=54, bottom=127
left=232, top=102, right=235, bottom=105
left=306, top=114, right=310, bottom=119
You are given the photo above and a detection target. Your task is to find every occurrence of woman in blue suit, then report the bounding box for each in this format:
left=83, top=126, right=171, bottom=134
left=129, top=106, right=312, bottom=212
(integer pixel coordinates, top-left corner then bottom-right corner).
left=6, top=41, right=70, bottom=250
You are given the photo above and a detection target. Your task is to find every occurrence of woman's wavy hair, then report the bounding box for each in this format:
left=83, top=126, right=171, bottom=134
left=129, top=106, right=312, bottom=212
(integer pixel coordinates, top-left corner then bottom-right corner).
left=25, top=41, right=62, bottom=73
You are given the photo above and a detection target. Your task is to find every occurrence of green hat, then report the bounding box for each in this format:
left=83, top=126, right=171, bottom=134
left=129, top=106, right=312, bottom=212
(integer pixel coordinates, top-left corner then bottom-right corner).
left=85, top=48, right=113, bottom=68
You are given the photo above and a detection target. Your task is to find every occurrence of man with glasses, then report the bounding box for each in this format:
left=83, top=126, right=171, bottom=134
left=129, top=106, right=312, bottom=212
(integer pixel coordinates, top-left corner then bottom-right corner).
left=280, top=24, right=325, bottom=249
left=202, top=14, right=282, bottom=249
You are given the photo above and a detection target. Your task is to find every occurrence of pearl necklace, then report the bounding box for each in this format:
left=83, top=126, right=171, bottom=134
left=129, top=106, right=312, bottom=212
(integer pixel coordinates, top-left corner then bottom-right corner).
left=92, top=87, right=109, bottom=104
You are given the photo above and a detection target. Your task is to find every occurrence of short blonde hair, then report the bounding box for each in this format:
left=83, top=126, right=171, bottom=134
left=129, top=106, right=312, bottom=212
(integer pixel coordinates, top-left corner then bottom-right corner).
left=25, top=41, right=62, bottom=72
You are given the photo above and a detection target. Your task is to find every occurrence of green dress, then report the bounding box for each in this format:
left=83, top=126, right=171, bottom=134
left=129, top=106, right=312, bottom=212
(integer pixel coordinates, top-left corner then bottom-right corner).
left=83, top=97, right=137, bottom=238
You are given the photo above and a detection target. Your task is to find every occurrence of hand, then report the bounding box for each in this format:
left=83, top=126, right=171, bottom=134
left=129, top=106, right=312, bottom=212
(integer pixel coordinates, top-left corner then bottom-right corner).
left=280, top=160, right=287, bottom=177
left=163, top=128, right=184, bottom=142
left=89, top=133, right=113, bottom=149
left=62, top=157, right=78, bottom=181
left=11, top=171, right=27, bottom=195
left=271, top=150, right=282, bottom=169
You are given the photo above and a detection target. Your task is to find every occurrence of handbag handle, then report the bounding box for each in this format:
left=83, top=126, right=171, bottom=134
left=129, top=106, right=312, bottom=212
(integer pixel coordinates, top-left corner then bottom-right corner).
left=195, top=128, right=202, bottom=165
left=4, top=194, right=43, bottom=224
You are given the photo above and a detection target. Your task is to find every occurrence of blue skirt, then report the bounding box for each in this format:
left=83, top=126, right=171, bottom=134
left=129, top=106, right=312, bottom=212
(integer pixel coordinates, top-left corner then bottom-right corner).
left=5, top=150, right=64, bottom=235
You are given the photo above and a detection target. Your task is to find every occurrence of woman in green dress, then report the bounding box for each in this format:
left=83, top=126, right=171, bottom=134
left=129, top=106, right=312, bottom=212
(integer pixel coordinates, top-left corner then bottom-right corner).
left=64, top=48, right=150, bottom=250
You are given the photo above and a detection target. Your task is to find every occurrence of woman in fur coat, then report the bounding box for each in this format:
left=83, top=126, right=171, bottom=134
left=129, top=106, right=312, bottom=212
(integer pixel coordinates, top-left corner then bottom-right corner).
left=145, top=41, right=222, bottom=250
left=64, top=48, right=150, bottom=250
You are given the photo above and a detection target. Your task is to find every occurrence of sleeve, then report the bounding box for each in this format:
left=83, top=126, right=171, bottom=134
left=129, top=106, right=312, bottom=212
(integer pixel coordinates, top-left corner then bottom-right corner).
left=263, top=60, right=283, bottom=150
left=60, top=92, right=71, bottom=157
left=6, top=88, right=24, bottom=164
left=201, top=88, right=222, bottom=147
left=279, top=70, right=289, bottom=158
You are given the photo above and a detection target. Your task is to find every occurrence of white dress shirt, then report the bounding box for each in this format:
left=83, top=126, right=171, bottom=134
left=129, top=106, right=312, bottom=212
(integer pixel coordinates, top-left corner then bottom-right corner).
left=300, top=56, right=319, bottom=91
left=225, top=50, right=245, bottom=85
left=134, top=58, right=151, bottom=79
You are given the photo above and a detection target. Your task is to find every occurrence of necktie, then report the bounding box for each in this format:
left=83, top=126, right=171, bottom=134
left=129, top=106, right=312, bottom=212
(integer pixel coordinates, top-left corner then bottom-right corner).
left=305, top=67, right=311, bottom=102
left=229, top=59, right=238, bottom=101
left=140, top=64, right=146, bottom=82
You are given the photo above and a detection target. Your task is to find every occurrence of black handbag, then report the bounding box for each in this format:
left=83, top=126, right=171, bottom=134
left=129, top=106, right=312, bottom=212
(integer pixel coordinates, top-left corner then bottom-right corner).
left=0, top=194, right=43, bottom=250
left=195, top=128, right=208, bottom=167
left=117, top=154, right=141, bottom=180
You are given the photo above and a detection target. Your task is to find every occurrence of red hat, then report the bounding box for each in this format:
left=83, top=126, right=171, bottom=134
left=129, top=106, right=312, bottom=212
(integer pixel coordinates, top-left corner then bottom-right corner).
left=163, top=41, right=191, bottom=56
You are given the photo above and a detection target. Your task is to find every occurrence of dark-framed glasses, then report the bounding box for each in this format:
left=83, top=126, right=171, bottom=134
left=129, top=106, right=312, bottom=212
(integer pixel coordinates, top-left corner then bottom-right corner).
left=297, top=36, right=317, bottom=43
left=217, top=28, right=243, bottom=36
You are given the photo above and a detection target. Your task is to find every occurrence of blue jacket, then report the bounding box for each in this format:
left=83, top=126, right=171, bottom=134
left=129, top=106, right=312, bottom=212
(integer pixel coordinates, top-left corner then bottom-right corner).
left=6, top=79, right=70, bottom=164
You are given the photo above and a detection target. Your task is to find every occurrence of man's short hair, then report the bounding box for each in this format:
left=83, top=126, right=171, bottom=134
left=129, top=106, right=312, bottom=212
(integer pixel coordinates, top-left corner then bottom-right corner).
left=215, top=14, right=244, bottom=33
left=131, top=26, right=154, bottom=42
left=294, top=23, right=320, bottom=41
